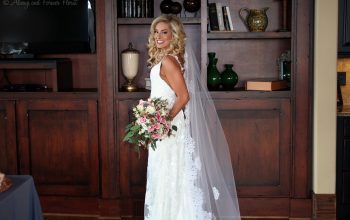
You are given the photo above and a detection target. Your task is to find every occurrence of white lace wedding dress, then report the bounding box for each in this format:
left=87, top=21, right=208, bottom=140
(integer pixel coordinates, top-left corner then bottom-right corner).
left=144, top=58, right=212, bottom=220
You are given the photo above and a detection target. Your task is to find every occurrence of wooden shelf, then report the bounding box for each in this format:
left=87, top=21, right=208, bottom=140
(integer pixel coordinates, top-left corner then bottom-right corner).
left=207, top=31, right=292, bottom=40
left=210, top=90, right=291, bottom=99
left=117, top=17, right=201, bottom=25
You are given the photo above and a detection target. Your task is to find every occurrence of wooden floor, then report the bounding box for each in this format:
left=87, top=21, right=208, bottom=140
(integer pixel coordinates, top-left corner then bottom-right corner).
left=44, top=214, right=309, bottom=220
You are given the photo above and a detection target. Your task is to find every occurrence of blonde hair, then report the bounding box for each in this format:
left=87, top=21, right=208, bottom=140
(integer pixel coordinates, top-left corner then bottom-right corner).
left=147, top=15, right=186, bottom=68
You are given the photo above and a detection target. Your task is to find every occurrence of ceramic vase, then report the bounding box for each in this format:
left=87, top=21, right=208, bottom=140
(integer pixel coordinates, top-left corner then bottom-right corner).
left=121, top=42, right=139, bottom=92
left=160, top=0, right=173, bottom=14
left=221, top=64, right=238, bottom=90
left=239, top=7, right=269, bottom=32
left=207, top=53, right=221, bottom=91
left=170, top=1, right=182, bottom=14
left=183, top=0, right=201, bottom=13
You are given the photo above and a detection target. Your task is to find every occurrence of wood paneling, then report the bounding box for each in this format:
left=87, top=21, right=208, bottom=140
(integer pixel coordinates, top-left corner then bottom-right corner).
left=0, top=100, right=17, bottom=174
left=40, top=196, right=100, bottom=215
left=0, top=59, right=73, bottom=91
left=312, top=193, right=336, bottom=220
left=97, top=0, right=119, bottom=199
left=118, top=100, right=148, bottom=198
left=291, top=0, right=313, bottom=198
left=215, top=99, right=291, bottom=196
left=16, top=99, right=99, bottom=196
left=39, top=54, right=98, bottom=89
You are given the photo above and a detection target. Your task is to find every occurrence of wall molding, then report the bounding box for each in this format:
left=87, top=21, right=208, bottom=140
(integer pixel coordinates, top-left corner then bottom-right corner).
left=312, top=192, right=336, bottom=220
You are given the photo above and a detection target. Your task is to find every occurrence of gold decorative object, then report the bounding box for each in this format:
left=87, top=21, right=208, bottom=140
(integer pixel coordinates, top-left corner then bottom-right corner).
left=121, top=42, right=139, bottom=92
left=239, top=7, right=269, bottom=32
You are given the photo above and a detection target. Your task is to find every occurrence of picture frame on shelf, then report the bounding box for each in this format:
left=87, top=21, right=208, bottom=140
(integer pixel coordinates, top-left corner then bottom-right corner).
left=277, top=50, right=291, bottom=84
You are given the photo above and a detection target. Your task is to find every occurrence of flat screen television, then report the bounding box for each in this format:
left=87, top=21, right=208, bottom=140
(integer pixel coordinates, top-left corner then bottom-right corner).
left=0, top=0, right=96, bottom=56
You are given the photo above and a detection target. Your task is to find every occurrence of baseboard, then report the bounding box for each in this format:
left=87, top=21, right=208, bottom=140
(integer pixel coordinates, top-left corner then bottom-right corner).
left=43, top=213, right=311, bottom=220
left=44, top=213, right=121, bottom=220
left=312, top=192, right=336, bottom=220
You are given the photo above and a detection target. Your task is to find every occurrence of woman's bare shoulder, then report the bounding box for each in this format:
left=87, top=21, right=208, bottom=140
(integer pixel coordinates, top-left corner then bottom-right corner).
left=161, top=55, right=183, bottom=72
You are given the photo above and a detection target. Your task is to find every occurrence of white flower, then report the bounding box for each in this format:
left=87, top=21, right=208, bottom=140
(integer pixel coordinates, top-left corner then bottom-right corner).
left=212, top=187, right=220, bottom=200
left=146, top=105, right=156, bottom=114
left=141, top=123, right=148, bottom=131
left=136, top=104, right=143, bottom=112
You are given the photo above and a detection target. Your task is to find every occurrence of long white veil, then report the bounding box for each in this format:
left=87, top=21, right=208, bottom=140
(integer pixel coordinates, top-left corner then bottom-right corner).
left=184, top=42, right=241, bottom=220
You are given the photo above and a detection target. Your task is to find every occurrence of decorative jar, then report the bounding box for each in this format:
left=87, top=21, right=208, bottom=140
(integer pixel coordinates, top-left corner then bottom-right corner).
left=160, top=0, right=173, bottom=14
left=121, top=42, right=139, bottom=92
left=221, top=64, right=238, bottom=90
left=207, top=53, right=221, bottom=91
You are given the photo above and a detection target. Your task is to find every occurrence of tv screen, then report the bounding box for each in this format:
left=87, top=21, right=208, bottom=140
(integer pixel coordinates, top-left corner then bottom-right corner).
left=0, top=0, right=95, bottom=55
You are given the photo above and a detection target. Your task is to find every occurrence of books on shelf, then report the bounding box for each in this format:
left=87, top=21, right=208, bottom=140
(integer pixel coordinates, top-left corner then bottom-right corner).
left=208, top=3, right=219, bottom=31
left=118, top=0, right=153, bottom=18
left=216, top=3, right=225, bottom=31
left=245, top=78, right=288, bottom=91
left=208, top=3, right=234, bottom=32
left=224, top=6, right=234, bottom=31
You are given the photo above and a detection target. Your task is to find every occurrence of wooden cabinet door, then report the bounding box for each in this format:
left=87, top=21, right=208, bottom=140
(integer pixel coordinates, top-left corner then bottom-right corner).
left=214, top=98, right=291, bottom=197
left=0, top=100, right=17, bottom=174
left=117, top=99, right=148, bottom=215
left=16, top=99, right=99, bottom=196
left=339, top=0, right=350, bottom=57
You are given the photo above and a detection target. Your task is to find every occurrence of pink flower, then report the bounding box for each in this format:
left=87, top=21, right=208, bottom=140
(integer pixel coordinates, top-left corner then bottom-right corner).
left=163, top=127, right=169, bottom=135
left=154, top=123, right=161, bottom=129
left=152, top=133, right=161, bottom=139
left=161, top=117, right=167, bottom=124
left=155, top=111, right=162, bottom=121
left=138, top=117, right=146, bottom=124
left=148, top=126, right=155, bottom=132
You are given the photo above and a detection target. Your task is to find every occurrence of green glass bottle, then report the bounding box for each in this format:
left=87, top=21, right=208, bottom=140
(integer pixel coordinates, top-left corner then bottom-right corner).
left=221, top=64, right=238, bottom=90
left=207, top=55, right=221, bottom=91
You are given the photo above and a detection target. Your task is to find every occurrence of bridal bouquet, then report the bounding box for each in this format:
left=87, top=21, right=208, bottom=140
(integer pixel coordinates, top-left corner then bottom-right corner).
left=123, top=97, right=177, bottom=156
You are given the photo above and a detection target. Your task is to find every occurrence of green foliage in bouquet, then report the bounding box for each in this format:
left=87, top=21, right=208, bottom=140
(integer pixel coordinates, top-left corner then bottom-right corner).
left=123, top=97, right=177, bottom=158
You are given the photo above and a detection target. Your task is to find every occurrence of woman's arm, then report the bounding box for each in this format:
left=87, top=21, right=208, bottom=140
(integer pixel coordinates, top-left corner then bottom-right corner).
left=160, top=55, right=190, bottom=119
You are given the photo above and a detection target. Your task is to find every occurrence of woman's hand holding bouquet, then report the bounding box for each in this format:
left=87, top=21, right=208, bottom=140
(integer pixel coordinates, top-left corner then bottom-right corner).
left=123, top=98, right=177, bottom=157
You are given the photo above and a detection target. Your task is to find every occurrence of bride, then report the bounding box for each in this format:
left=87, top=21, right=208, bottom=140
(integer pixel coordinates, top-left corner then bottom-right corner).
left=144, top=15, right=241, bottom=220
